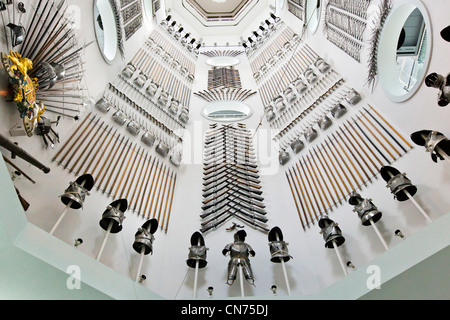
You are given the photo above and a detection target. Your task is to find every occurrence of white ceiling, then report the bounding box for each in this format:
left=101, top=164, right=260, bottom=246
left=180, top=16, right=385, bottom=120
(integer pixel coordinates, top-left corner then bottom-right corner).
left=163, top=0, right=277, bottom=45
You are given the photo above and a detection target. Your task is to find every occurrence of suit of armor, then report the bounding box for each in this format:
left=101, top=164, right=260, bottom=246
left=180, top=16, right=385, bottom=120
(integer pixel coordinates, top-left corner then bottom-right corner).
left=223, top=231, right=255, bottom=286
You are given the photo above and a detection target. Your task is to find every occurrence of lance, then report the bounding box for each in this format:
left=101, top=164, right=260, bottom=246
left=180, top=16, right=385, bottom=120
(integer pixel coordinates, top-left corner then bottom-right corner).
left=332, top=131, right=368, bottom=188
left=71, top=121, right=106, bottom=174
left=313, top=146, right=342, bottom=205
left=308, top=150, right=337, bottom=209
left=368, top=105, right=413, bottom=149
left=149, top=164, right=167, bottom=221
left=2, top=155, right=35, bottom=184
left=27, top=0, right=66, bottom=60
left=52, top=112, right=92, bottom=162
left=301, top=156, right=328, bottom=215
left=136, top=158, right=157, bottom=214
left=340, top=123, right=379, bottom=177
left=112, top=143, right=138, bottom=199
left=291, top=165, right=316, bottom=224
left=352, top=117, right=392, bottom=164
left=285, top=170, right=306, bottom=230
left=346, top=119, right=384, bottom=167
left=95, top=133, right=123, bottom=190
left=63, top=117, right=101, bottom=170
left=105, top=139, right=132, bottom=197
left=164, top=173, right=177, bottom=233
left=337, top=127, right=373, bottom=183
left=321, top=140, right=351, bottom=199
left=121, top=147, right=143, bottom=200
left=359, top=111, right=402, bottom=158
left=22, top=0, right=55, bottom=57
left=326, top=136, right=358, bottom=192
left=363, top=107, right=407, bottom=153
left=127, top=152, right=148, bottom=209
left=19, top=0, right=44, bottom=54
left=142, top=161, right=163, bottom=218
left=203, top=178, right=263, bottom=200
left=85, top=127, right=116, bottom=176
left=160, top=171, right=173, bottom=231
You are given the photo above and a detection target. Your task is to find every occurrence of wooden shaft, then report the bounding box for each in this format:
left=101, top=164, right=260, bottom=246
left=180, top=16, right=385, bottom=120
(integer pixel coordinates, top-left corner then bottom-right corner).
left=156, top=167, right=171, bottom=222
left=145, top=162, right=164, bottom=219
left=64, top=117, right=101, bottom=170
left=96, top=135, right=124, bottom=189
left=321, top=141, right=351, bottom=197
left=286, top=170, right=306, bottom=230
left=331, top=132, right=365, bottom=188
left=52, top=112, right=92, bottom=163
left=360, top=112, right=402, bottom=157
left=352, top=118, right=392, bottom=164
left=72, top=121, right=106, bottom=175
left=160, top=171, right=173, bottom=230
left=368, top=105, right=413, bottom=149
left=134, top=156, right=155, bottom=213
left=326, top=137, right=357, bottom=192
left=138, top=158, right=158, bottom=214
left=307, top=151, right=336, bottom=209
left=86, top=128, right=117, bottom=176
left=123, top=148, right=144, bottom=200
left=345, top=120, right=384, bottom=167
left=314, top=146, right=343, bottom=205
left=99, top=136, right=127, bottom=192
left=116, top=145, right=140, bottom=199
left=293, top=163, right=317, bottom=223
left=341, top=123, right=379, bottom=176
left=108, top=141, right=134, bottom=197
left=336, top=128, right=373, bottom=183
left=300, top=156, right=326, bottom=215
left=2, top=156, right=36, bottom=184
left=128, top=152, right=149, bottom=209
left=164, top=174, right=177, bottom=233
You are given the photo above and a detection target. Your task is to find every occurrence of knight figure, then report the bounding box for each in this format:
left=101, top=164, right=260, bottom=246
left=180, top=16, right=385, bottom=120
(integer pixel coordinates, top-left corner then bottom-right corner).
left=222, top=230, right=256, bottom=286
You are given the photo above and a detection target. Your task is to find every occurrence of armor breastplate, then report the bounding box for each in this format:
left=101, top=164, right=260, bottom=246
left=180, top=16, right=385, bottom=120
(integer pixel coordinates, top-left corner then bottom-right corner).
left=179, top=111, right=189, bottom=124
left=269, top=241, right=292, bottom=263
left=424, top=131, right=448, bottom=162
left=304, top=127, right=318, bottom=142
left=146, top=83, right=158, bottom=97
left=294, top=78, right=308, bottom=94
left=60, top=181, right=90, bottom=210
left=127, top=121, right=140, bottom=136
left=304, top=68, right=318, bottom=84
left=290, top=138, right=304, bottom=154
left=318, top=115, right=332, bottom=130
left=95, top=97, right=111, bottom=113
left=346, top=89, right=362, bottom=105
left=229, top=242, right=251, bottom=260
left=112, top=110, right=127, bottom=125
left=331, top=103, right=347, bottom=118
left=283, top=87, right=296, bottom=104
left=99, top=201, right=127, bottom=234
left=273, top=96, right=286, bottom=112
left=133, top=228, right=155, bottom=255
left=187, top=245, right=208, bottom=268
left=386, top=173, right=417, bottom=201
left=319, top=217, right=345, bottom=249
left=353, top=198, right=382, bottom=226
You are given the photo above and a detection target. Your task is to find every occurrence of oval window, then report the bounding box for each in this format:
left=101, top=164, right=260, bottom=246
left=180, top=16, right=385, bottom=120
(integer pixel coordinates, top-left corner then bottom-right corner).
left=94, top=0, right=119, bottom=64
left=377, top=1, right=432, bottom=102
left=202, top=101, right=253, bottom=122
left=306, top=0, right=321, bottom=34
left=206, top=56, right=241, bottom=68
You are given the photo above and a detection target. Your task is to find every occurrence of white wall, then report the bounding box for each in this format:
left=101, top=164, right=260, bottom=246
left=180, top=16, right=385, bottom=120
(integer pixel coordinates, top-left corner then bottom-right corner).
left=0, top=0, right=449, bottom=300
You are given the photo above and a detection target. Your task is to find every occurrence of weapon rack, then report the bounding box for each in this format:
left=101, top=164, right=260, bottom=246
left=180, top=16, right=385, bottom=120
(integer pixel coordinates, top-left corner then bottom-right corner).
left=120, top=0, right=143, bottom=40
left=288, top=0, right=306, bottom=22
left=323, top=0, right=372, bottom=62
left=200, top=124, right=269, bottom=234
left=51, top=113, right=178, bottom=232
left=285, top=105, right=413, bottom=230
